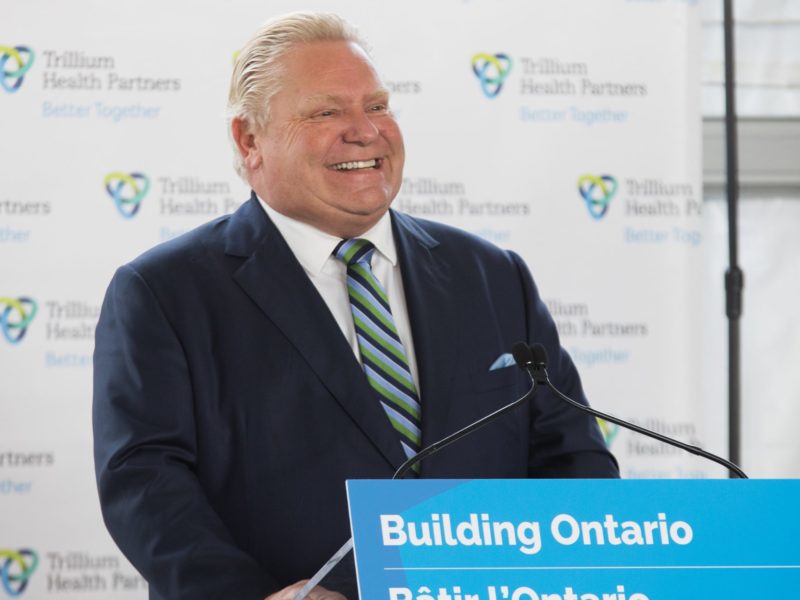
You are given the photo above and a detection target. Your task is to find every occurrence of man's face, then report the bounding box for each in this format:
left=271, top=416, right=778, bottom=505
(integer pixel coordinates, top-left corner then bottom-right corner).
left=242, top=40, right=405, bottom=238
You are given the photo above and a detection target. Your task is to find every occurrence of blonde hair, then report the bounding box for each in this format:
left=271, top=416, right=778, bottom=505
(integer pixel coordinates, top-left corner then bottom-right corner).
left=227, top=12, right=367, bottom=177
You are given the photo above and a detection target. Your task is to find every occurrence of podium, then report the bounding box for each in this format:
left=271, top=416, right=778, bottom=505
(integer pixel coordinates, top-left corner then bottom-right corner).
left=346, top=479, right=800, bottom=600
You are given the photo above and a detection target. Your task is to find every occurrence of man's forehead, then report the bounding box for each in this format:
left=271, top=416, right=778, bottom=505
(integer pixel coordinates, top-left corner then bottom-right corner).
left=277, top=42, right=390, bottom=103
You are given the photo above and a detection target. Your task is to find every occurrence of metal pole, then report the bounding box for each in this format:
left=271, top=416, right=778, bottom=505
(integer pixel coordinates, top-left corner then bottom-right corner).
left=722, top=0, right=744, bottom=474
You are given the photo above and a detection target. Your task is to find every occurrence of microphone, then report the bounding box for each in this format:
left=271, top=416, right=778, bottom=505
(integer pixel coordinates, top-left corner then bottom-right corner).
left=524, top=342, right=748, bottom=479
left=294, top=342, right=539, bottom=600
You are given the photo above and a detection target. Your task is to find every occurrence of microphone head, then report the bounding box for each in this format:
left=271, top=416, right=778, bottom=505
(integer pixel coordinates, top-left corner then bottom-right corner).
left=511, top=341, right=534, bottom=369
left=530, top=343, right=548, bottom=366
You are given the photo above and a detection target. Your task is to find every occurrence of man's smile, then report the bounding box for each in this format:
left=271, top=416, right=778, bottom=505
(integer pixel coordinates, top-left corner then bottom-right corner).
left=330, top=158, right=382, bottom=171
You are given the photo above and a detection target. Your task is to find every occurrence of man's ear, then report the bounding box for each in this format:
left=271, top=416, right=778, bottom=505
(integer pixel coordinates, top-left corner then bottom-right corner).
left=231, top=117, right=262, bottom=170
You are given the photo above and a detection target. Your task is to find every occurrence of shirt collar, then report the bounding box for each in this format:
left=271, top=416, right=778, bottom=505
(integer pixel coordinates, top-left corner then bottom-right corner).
left=256, top=195, right=397, bottom=275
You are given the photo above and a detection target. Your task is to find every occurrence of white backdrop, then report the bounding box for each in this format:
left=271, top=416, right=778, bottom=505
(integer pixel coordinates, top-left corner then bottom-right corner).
left=1, top=1, right=708, bottom=598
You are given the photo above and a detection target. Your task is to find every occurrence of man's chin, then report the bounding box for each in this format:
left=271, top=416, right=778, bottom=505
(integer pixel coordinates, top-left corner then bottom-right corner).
left=337, top=192, right=395, bottom=218
left=323, top=204, right=393, bottom=238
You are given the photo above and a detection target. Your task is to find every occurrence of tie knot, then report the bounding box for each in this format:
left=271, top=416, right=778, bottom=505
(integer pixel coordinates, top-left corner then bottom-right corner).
left=334, top=238, right=375, bottom=266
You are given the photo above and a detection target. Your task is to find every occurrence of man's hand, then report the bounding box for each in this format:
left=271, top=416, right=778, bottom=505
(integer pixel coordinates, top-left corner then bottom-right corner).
left=265, top=580, right=348, bottom=600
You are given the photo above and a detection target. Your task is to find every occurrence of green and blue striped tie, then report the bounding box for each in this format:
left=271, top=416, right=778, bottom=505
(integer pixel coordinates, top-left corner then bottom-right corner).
left=334, top=239, right=421, bottom=467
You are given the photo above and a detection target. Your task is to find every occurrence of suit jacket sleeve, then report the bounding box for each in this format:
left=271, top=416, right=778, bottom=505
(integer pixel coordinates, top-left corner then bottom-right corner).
left=93, top=264, right=276, bottom=600
left=509, top=251, right=620, bottom=478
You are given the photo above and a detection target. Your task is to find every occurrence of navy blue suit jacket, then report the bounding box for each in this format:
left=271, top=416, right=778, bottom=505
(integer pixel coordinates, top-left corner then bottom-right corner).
left=93, top=195, right=618, bottom=600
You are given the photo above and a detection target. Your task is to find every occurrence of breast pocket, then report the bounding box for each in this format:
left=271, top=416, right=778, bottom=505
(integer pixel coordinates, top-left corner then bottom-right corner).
left=468, top=360, right=526, bottom=392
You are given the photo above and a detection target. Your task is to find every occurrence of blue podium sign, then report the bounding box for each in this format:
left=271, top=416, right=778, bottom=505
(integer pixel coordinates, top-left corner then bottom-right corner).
left=346, top=479, right=800, bottom=600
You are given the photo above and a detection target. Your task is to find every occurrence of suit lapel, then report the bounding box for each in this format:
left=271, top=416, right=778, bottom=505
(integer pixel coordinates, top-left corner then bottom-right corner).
left=391, top=212, right=460, bottom=466
left=224, top=196, right=409, bottom=472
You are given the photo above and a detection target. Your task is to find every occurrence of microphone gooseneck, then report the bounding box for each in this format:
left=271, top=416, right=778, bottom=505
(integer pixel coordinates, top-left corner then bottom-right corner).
left=392, top=344, right=537, bottom=479
left=528, top=343, right=748, bottom=479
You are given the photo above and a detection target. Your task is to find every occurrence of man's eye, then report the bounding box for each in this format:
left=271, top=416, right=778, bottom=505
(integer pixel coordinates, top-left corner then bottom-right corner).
left=370, top=104, right=387, bottom=112
left=311, top=108, right=337, bottom=118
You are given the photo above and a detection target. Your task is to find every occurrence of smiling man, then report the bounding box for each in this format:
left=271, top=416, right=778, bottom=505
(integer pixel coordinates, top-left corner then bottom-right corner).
left=93, top=12, right=618, bottom=600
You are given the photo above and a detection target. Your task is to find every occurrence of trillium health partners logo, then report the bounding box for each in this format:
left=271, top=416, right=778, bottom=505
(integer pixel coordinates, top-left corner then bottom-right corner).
left=0, top=549, right=38, bottom=597
left=0, top=46, right=35, bottom=93
left=578, top=174, right=618, bottom=220
left=471, top=52, right=512, bottom=99
left=0, top=297, right=38, bottom=345
left=597, top=418, right=620, bottom=448
left=104, top=172, right=150, bottom=219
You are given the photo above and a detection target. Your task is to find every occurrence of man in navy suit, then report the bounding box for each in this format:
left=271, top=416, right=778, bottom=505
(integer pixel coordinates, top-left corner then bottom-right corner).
left=93, top=12, right=618, bottom=600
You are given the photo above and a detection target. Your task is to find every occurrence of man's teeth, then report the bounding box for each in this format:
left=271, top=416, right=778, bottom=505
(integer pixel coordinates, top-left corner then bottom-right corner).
left=333, top=160, right=377, bottom=170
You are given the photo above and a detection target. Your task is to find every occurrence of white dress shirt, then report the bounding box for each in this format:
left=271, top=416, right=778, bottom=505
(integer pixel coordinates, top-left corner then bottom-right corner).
left=257, top=197, right=421, bottom=395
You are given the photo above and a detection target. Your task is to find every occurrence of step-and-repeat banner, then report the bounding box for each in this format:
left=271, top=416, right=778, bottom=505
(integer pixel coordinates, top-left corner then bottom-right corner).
left=1, top=1, right=706, bottom=597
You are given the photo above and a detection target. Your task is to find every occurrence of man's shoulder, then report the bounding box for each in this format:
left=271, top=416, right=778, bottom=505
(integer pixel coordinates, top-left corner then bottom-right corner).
left=392, top=210, right=518, bottom=264
left=127, top=214, right=231, bottom=276
left=125, top=196, right=261, bottom=278
left=393, top=210, right=505, bottom=249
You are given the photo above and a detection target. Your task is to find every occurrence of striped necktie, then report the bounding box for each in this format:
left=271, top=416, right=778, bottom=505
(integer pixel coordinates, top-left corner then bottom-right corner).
left=334, top=238, right=422, bottom=468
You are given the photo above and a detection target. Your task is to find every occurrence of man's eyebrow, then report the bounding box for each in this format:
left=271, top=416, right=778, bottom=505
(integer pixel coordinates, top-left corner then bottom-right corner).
left=301, top=89, right=391, bottom=106
left=366, top=88, right=391, bottom=101
left=367, top=90, right=391, bottom=104
left=301, top=93, right=343, bottom=106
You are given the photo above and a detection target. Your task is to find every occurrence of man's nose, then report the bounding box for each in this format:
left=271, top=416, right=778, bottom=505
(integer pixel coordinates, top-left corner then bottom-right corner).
left=342, top=110, right=380, bottom=144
